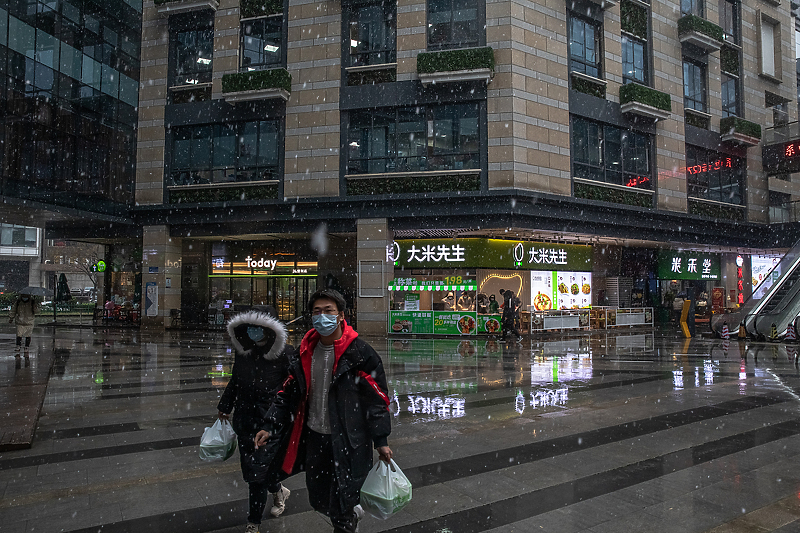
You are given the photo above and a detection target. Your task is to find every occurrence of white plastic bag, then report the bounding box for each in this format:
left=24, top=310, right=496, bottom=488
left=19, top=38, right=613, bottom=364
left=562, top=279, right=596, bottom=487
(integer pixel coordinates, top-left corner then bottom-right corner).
left=199, top=419, right=237, bottom=461
left=360, top=459, right=412, bottom=519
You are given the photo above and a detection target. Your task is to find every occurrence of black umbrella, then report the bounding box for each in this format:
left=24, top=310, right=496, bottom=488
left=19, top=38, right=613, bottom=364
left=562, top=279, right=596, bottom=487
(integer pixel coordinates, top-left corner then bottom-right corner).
left=19, top=287, right=48, bottom=297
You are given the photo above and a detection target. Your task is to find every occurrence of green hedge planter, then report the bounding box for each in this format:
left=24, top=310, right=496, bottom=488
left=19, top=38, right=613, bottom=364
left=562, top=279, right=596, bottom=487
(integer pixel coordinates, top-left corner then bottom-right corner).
left=417, top=47, right=495, bottom=74
left=170, top=185, right=279, bottom=204
left=347, top=174, right=481, bottom=195
left=240, top=0, right=282, bottom=17
left=620, top=0, right=648, bottom=39
left=619, top=83, right=671, bottom=112
left=720, top=116, right=761, bottom=140
left=685, top=111, right=710, bottom=129
left=677, top=14, right=724, bottom=42
left=574, top=182, right=653, bottom=208
left=222, top=69, right=292, bottom=93
left=688, top=199, right=745, bottom=221
left=571, top=74, right=606, bottom=99
left=720, top=46, right=739, bottom=74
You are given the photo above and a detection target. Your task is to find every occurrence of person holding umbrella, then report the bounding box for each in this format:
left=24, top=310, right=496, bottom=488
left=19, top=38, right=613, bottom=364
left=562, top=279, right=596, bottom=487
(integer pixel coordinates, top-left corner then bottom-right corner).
left=9, top=289, right=41, bottom=356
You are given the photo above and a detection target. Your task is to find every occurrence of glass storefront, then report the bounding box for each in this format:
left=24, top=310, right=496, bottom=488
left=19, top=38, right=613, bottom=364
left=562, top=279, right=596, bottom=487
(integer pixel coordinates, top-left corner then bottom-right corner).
left=387, top=239, right=594, bottom=335
left=206, top=241, right=317, bottom=325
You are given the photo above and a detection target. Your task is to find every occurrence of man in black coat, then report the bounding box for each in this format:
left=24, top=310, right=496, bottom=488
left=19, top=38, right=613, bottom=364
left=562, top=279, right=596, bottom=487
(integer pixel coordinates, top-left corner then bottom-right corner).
left=255, top=289, right=392, bottom=533
left=217, top=308, right=294, bottom=533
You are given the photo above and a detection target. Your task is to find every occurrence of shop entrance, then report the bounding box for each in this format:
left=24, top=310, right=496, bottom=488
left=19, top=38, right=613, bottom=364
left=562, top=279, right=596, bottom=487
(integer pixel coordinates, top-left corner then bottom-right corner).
left=255, top=276, right=317, bottom=323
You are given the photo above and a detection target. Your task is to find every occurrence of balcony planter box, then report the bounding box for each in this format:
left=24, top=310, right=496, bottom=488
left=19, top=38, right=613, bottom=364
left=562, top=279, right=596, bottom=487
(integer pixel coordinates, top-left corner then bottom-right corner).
left=240, top=0, right=282, bottom=18
left=720, top=116, right=762, bottom=147
left=684, top=108, right=711, bottom=129
left=417, top=47, right=494, bottom=85
left=571, top=71, right=606, bottom=99
left=678, top=14, right=723, bottom=52
left=620, top=0, right=648, bottom=39
left=619, top=83, right=671, bottom=121
left=222, top=69, right=291, bottom=102
left=155, top=0, right=219, bottom=14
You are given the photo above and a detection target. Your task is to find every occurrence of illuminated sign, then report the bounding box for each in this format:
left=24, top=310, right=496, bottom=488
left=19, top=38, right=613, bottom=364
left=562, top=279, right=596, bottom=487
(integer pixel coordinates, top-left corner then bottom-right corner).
left=407, top=395, right=465, bottom=419
left=686, top=157, right=734, bottom=175
left=391, top=239, right=592, bottom=271
left=657, top=251, right=720, bottom=280
left=514, top=388, right=569, bottom=414
left=625, top=176, right=650, bottom=187
left=92, top=260, right=107, bottom=273
left=784, top=141, right=800, bottom=157
left=245, top=256, right=277, bottom=270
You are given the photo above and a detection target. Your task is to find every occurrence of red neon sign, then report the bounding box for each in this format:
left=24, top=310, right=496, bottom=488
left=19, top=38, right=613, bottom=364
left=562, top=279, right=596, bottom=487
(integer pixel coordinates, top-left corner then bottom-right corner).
left=786, top=142, right=800, bottom=157
left=686, top=158, right=733, bottom=175
left=625, top=176, right=650, bottom=187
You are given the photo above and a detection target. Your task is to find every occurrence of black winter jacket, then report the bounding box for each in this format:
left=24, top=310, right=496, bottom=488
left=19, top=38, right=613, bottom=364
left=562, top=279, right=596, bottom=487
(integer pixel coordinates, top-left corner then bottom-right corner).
left=260, top=321, right=392, bottom=511
left=217, top=311, right=293, bottom=483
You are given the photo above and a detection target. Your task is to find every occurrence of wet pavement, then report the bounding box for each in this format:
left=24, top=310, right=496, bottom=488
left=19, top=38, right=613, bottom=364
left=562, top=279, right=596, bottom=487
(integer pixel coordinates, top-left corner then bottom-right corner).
left=2, top=328, right=800, bottom=532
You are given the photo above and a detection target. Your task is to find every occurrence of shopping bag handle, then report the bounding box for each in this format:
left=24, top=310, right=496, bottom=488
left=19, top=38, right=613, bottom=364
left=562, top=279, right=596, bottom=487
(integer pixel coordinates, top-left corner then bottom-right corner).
left=374, top=459, right=397, bottom=473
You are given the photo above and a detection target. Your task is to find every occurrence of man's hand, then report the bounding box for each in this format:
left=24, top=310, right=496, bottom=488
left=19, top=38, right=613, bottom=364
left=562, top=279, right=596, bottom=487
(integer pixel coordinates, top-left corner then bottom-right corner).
left=254, top=430, right=270, bottom=449
left=377, top=445, right=393, bottom=463
left=218, top=411, right=229, bottom=421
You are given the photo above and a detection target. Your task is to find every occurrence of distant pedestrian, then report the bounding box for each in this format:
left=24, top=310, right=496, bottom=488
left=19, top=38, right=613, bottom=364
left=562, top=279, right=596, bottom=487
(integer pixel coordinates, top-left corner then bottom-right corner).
left=488, top=294, right=500, bottom=314
left=217, top=307, right=294, bottom=533
left=9, top=293, right=38, bottom=356
left=501, top=290, right=522, bottom=342
left=255, top=289, right=393, bottom=533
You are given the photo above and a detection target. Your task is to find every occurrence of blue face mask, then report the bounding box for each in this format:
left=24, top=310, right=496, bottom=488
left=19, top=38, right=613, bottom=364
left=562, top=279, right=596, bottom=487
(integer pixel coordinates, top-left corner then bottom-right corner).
left=312, top=313, right=340, bottom=336
left=247, top=326, right=265, bottom=342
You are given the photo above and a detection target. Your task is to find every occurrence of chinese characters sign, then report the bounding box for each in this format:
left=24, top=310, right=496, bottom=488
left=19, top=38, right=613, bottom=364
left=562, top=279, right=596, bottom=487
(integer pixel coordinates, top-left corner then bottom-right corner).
left=390, top=239, right=592, bottom=271
left=657, top=251, right=720, bottom=280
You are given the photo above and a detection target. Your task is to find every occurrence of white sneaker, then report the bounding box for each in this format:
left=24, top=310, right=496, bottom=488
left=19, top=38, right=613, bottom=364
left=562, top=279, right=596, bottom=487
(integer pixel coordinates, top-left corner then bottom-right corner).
left=269, top=486, right=290, bottom=517
left=14, top=346, right=20, bottom=352
left=244, top=523, right=259, bottom=533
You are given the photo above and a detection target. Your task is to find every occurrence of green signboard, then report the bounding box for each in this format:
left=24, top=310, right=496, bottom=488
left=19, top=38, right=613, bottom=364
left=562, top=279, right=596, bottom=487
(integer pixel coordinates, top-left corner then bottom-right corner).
left=93, top=260, right=107, bottom=273
left=433, top=312, right=476, bottom=335
left=657, top=251, right=721, bottom=280
left=387, top=239, right=592, bottom=271
left=478, top=314, right=502, bottom=334
left=389, top=311, right=434, bottom=334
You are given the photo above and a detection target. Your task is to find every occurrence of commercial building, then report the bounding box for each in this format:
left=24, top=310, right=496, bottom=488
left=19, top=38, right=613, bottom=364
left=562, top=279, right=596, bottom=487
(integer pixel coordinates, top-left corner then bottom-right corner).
left=129, top=0, right=799, bottom=333
left=0, top=0, right=143, bottom=300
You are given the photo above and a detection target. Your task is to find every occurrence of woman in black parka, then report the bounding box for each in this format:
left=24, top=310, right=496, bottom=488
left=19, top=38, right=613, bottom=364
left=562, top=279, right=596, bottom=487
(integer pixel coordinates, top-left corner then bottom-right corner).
left=217, top=308, right=294, bottom=533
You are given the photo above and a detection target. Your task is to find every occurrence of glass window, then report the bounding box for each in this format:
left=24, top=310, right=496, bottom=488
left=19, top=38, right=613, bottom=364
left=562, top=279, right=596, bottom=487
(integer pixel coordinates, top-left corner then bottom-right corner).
left=568, top=14, right=601, bottom=78
left=427, top=0, right=479, bottom=50
left=169, top=121, right=282, bottom=186
left=681, top=0, right=702, bottom=16
left=173, top=19, right=213, bottom=85
left=719, top=0, right=738, bottom=43
left=571, top=116, right=652, bottom=189
left=721, top=73, right=738, bottom=118
left=241, top=16, right=282, bottom=71
left=622, top=35, right=647, bottom=84
left=348, top=1, right=396, bottom=67
left=683, top=59, right=705, bottom=111
left=769, top=191, right=791, bottom=223
left=686, top=145, right=744, bottom=204
left=347, top=104, right=481, bottom=174
left=760, top=18, right=776, bottom=77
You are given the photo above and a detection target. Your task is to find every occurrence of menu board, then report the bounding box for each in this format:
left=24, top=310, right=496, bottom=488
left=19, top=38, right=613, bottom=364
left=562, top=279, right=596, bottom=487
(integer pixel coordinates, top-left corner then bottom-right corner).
left=389, top=311, right=501, bottom=335
left=531, top=271, right=592, bottom=310
left=752, top=255, right=780, bottom=300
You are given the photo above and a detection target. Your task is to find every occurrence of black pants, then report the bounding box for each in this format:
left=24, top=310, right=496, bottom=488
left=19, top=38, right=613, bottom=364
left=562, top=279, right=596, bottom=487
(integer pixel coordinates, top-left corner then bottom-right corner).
left=15, top=336, right=30, bottom=347
left=248, top=480, right=282, bottom=524
left=306, top=429, right=357, bottom=533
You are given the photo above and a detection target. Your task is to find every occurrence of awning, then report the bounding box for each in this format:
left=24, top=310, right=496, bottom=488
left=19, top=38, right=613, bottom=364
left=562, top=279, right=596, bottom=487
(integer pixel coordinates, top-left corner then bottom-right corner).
left=387, top=284, right=477, bottom=291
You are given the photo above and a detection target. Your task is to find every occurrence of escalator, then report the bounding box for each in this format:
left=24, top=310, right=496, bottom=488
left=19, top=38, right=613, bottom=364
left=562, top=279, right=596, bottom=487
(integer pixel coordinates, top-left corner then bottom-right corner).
left=711, top=238, right=800, bottom=339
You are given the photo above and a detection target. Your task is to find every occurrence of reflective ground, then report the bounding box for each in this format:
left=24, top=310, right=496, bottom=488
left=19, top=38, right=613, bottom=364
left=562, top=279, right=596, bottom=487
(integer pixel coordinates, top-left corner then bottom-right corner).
left=2, top=328, right=800, bottom=533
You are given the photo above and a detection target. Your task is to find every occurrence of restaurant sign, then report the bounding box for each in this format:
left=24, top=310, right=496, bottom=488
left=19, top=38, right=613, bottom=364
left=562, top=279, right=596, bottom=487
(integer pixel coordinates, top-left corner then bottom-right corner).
left=387, top=239, right=592, bottom=271
left=656, top=251, right=721, bottom=280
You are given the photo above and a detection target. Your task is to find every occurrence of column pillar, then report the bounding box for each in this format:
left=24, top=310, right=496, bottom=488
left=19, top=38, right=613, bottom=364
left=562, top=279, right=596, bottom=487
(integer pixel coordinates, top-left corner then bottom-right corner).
left=141, top=225, right=182, bottom=329
left=356, top=219, right=392, bottom=336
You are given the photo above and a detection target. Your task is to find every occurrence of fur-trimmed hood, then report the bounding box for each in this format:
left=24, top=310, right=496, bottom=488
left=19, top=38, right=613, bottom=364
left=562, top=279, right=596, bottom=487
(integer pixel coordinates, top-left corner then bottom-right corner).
left=227, top=311, right=288, bottom=360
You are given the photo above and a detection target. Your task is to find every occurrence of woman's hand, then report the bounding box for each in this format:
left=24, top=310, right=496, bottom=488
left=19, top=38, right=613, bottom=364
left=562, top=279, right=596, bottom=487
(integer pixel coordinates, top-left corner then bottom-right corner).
left=218, top=411, right=230, bottom=421
left=254, top=430, right=271, bottom=449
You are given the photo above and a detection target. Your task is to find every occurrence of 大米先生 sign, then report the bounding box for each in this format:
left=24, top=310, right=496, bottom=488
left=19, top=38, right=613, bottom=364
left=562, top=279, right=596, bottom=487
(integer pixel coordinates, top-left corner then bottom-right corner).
left=388, top=239, right=592, bottom=271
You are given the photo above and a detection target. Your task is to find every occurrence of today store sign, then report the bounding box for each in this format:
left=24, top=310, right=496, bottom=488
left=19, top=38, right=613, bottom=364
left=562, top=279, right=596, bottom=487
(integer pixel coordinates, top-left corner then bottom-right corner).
left=387, top=239, right=593, bottom=271
left=657, top=251, right=721, bottom=280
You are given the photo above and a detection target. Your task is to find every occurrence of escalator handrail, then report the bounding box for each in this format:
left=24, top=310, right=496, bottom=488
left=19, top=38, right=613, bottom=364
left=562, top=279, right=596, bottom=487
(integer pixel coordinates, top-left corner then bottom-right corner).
left=753, top=279, right=800, bottom=337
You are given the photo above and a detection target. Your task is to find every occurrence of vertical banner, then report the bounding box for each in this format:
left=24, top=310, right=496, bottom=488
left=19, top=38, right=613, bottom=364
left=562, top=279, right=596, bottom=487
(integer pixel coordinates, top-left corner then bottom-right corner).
left=145, top=282, right=159, bottom=317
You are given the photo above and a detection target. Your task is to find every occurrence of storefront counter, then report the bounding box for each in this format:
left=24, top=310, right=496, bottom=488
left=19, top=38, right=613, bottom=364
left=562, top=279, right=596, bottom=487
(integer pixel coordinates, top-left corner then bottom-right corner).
left=530, top=309, right=590, bottom=331
left=591, top=307, right=653, bottom=328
